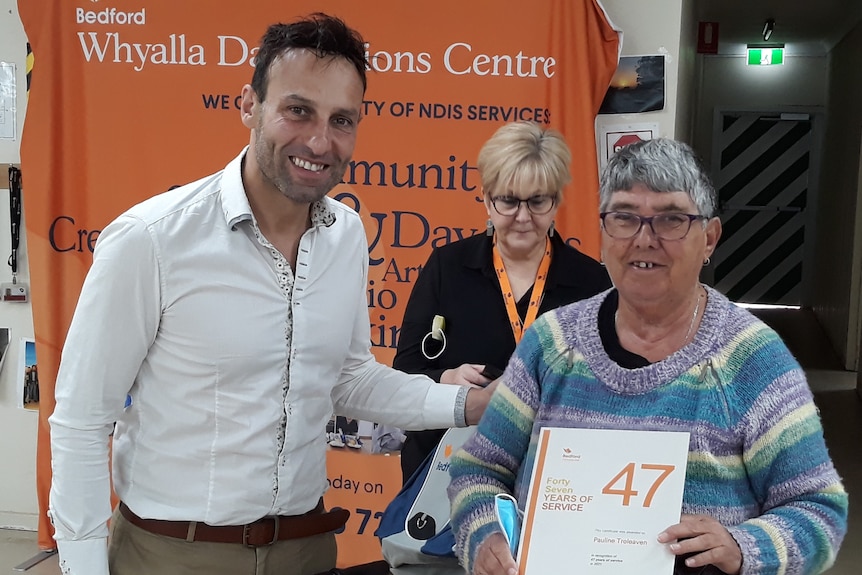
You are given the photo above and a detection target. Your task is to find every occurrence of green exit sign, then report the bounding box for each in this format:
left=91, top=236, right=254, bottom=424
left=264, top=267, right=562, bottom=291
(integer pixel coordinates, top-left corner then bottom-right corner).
left=747, top=48, right=784, bottom=66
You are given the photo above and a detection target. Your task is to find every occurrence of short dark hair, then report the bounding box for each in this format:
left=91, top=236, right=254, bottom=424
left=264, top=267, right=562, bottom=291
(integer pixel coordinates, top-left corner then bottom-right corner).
left=251, top=13, right=367, bottom=102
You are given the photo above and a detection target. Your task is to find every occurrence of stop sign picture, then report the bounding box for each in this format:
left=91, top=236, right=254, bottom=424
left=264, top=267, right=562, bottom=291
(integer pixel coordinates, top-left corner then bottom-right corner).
left=599, top=124, right=657, bottom=170
left=612, top=133, right=645, bottom=153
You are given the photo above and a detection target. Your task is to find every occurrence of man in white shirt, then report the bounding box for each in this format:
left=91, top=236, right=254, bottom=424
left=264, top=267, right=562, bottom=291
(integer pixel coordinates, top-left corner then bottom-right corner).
left=48, top=13, right=492, bottom=575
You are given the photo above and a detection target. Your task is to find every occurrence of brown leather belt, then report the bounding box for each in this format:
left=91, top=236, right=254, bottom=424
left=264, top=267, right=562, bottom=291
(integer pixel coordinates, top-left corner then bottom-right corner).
left=118, top=500, right=350, bottom=547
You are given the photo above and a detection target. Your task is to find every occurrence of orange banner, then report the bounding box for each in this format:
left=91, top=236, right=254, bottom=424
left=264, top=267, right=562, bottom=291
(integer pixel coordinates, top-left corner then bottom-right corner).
left=324, top=449, right=402, bottom=567
left=18, top=0, right=619, bottom=560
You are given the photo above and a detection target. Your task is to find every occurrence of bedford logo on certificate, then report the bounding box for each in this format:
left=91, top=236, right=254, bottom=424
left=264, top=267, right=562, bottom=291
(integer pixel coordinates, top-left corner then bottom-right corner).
left=517, top=428, right=689, bottom=575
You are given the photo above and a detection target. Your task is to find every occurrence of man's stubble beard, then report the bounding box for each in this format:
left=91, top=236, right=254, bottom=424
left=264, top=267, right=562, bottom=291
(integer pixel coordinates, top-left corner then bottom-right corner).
left=253, top=127, right=348, bottom=205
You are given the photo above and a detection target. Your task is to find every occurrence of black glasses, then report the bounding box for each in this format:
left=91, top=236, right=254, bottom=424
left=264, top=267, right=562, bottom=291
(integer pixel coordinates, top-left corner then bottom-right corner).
left=600, top=212, right=708, bottom=241
left=491, top=195, right=556, bottom=216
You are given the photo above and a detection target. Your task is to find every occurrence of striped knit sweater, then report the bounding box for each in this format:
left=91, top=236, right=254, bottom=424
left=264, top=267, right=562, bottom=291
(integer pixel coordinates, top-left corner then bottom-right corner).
left=448, top=287, right=847, bottom=575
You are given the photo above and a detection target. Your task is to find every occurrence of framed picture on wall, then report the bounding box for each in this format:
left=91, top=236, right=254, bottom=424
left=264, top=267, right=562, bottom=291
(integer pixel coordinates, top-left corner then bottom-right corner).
left=17, top=336, right=38, bottom=410
left=598, top=55, right=666, bottom=115
left=0, top=327, right=9, bottom=376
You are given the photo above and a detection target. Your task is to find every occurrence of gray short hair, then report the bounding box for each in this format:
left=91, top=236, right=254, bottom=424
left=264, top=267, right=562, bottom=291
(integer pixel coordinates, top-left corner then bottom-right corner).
left=478, top=122, right=571, bottom=199
left=599, top=138, right=717, bottom=217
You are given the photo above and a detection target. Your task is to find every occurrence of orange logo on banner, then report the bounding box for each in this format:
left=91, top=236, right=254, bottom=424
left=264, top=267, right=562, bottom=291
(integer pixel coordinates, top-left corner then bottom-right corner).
left=18, top=0, right=620, bottom=565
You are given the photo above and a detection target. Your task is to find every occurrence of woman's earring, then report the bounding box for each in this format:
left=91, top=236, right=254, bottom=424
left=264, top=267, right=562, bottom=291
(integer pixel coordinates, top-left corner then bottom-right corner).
left=703, top=257, right=711, bottom=266
left=486, top=219, right=494, bottom=237
left=548, top=221, right=555, bottom=237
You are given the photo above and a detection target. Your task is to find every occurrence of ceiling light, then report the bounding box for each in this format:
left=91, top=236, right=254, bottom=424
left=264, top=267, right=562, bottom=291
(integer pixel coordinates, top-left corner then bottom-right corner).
left=762, top=19, right=775, bottom=42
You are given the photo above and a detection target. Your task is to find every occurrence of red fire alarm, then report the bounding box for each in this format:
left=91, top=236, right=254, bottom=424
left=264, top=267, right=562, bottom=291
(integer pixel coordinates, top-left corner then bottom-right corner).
left=697, top=22, right=719, bottom=54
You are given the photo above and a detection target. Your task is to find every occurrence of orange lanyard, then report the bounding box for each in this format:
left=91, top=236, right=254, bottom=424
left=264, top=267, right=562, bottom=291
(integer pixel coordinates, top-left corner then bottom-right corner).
left=493, top=236, right=552, bottom=344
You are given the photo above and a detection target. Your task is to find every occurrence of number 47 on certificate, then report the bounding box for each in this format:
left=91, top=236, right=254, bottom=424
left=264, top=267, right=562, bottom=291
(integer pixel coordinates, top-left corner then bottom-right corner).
left=517, top=427, right=690, bottom=575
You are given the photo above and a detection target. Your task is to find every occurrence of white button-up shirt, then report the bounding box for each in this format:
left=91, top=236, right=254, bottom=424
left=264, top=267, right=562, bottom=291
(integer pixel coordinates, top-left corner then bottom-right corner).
left=48, top=149, right=461, bottom=575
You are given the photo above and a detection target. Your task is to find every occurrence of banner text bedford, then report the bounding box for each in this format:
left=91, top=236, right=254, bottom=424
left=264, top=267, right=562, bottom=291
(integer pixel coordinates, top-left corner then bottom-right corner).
left=76, top=8, right=145, bottom=25
left=77, top=33, right=556, bottom=77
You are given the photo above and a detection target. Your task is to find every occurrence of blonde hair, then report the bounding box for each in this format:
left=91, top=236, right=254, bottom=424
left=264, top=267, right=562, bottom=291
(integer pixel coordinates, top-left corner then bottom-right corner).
left=477, top=121, right=572, bottom=199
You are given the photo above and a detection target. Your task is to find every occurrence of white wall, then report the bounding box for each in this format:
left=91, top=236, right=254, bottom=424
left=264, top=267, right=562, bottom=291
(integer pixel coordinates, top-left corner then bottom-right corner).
left=0, top=0, right=38, bottom=530
left=674, top=0, right=697, bottom=143
left=815, top=21, right=862, bottom=372
left=598, top=0, right=685, bottom=141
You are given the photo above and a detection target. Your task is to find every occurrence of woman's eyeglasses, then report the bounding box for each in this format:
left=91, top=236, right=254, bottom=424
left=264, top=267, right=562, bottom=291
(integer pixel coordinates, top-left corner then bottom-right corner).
left=491, top=195, right=556, bottom=216
left=600, top=211, right=708, bottom=241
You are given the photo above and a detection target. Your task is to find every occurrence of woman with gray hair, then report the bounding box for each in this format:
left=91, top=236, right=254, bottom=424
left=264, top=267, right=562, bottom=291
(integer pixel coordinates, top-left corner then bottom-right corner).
left=448, top=138, right=847, bottom=575
left=393, top=121, right=610, bottom=481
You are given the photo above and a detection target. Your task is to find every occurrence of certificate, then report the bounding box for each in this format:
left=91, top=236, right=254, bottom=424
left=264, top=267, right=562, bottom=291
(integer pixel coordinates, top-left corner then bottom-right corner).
left=517, top=427, right=689, bottom=575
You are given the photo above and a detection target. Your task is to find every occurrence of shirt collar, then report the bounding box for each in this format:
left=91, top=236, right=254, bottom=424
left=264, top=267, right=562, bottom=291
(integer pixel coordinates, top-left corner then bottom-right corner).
left=221, top=147, right=336, bottom=230
left=309, top=200, right=337, bottom=228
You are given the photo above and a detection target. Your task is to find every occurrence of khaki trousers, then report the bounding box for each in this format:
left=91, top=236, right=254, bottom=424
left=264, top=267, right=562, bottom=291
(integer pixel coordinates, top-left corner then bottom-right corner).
left=108, top=507, right=337, bottom=575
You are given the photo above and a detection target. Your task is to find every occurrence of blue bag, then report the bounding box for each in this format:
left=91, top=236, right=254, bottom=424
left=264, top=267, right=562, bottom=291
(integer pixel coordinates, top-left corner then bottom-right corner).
left=376, top=427, right=476, bottom=574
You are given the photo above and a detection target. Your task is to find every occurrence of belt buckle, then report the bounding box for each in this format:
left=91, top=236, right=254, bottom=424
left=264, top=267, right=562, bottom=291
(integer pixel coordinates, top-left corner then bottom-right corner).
left=242, top=516, right=279, bottom=548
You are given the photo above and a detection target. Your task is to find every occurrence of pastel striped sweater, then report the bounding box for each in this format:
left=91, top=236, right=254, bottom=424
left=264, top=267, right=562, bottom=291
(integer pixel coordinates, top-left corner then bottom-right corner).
left=448, top=287, right=847, bottom=575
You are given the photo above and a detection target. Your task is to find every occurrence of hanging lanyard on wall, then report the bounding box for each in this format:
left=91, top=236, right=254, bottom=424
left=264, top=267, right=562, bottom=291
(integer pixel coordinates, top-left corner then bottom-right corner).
left=8, top=167, right=21, bottom=280
left=492, top=236, right=552, bottom=344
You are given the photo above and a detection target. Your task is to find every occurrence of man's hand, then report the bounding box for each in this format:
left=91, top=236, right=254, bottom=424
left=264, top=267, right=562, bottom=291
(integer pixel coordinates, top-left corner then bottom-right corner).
left=658, top=514, right=742, bottom=575
left=463, top=379, right=499, bottom=425
left=472, top=532, right=517, bottom=575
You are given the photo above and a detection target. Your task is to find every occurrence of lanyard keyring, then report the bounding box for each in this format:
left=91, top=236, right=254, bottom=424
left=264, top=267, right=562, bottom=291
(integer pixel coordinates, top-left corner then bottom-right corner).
left=421, top=314, right=447, bottom=360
